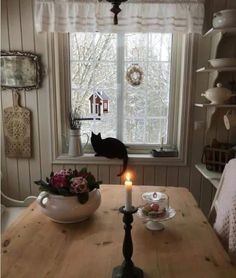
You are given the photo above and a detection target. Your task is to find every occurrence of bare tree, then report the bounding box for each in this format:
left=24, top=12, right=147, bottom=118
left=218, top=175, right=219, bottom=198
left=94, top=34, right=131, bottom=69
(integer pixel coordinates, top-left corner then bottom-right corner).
left=70, top=33, right=115, bottom=114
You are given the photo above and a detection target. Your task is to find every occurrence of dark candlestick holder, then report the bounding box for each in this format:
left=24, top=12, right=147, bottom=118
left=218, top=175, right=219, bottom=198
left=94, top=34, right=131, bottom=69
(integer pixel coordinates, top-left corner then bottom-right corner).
left=112, top=206, right=143, bottom=278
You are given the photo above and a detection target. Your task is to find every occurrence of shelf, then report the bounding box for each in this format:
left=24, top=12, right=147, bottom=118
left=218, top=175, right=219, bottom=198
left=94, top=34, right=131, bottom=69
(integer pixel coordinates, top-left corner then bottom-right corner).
left=204, top=27, right=236, bottom=37
left=196, top=66, right=236, bottom=73
left=195, top=163, right=221, bottom=189
left=194, top=103, right=236, bottom=108
left=194, top=104, right=236, bottom=129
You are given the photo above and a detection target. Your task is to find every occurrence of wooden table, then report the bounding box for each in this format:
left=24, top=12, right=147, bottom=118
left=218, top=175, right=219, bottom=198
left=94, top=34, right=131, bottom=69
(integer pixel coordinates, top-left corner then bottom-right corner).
left=2, top=185, right=236, bottom=278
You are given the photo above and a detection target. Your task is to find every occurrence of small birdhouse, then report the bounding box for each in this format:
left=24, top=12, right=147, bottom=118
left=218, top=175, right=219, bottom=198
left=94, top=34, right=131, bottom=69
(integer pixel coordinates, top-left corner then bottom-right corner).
left=89, top=91, right=109, bottom=116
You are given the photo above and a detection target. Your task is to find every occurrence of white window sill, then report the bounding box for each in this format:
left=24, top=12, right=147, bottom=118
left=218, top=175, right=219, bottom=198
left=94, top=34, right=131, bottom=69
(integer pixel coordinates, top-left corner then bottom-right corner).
left=53, top=153, right=186, bottom=166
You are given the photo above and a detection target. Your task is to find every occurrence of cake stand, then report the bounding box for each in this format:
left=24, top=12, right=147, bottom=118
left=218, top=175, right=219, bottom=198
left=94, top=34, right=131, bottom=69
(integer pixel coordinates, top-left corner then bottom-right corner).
left=137, top=207, right=176, bottom=231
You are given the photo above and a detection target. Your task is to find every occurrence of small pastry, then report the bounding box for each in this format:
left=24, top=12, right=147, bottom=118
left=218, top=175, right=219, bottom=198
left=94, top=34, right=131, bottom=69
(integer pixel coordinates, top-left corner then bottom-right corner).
left=142, top=202, right=166, bottom=218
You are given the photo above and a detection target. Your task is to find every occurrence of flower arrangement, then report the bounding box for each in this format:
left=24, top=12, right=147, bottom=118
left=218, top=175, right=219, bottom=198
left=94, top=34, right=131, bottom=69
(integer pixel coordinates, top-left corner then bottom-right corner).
left=35, top=168, right=102, bottom=204
left=69, top=108, right=81, bottom=130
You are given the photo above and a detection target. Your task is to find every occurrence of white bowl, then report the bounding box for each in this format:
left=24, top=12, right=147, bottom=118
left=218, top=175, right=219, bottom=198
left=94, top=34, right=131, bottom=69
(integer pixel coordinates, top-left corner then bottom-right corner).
left=208, top=58, right=236, bottom=68
left=213, top=9, right=236, bottom=28
left=37, top=189, right=101, bottom=223
left=201, top=83, right=233, bottom=105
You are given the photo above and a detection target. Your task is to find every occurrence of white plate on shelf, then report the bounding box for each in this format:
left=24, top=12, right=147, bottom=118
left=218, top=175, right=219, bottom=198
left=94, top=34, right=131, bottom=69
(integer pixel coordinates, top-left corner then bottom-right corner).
left=208, top=58, right=236, bottom=68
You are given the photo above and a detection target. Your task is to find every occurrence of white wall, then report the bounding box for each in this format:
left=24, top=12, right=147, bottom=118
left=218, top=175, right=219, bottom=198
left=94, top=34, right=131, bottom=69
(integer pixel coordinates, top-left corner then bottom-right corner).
left=1, top=0, right=236, bottom=215
left=1, top=0, right=52, bottom=200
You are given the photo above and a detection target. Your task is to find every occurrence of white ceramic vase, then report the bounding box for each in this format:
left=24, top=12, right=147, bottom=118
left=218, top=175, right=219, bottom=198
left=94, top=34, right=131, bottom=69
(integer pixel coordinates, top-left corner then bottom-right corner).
left=37, top=189, right=101, bottom=223
left=68, top=129, right=89, bottom=157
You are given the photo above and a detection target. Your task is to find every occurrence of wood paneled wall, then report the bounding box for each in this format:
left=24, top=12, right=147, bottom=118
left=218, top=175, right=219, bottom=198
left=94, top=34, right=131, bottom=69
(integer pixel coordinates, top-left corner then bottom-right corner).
left=1, top=0, right=51, bottom=199
left=1, top=0, right=236, bottom=216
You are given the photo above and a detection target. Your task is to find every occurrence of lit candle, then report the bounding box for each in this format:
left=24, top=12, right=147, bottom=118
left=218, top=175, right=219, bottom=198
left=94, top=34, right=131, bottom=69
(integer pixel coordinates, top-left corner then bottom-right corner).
left=125, top=172, right=132, bottom=211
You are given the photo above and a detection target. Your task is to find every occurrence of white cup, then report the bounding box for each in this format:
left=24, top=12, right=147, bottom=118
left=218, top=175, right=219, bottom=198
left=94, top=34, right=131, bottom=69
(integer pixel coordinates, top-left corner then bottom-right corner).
left=224, top=110, right=236, bottom=130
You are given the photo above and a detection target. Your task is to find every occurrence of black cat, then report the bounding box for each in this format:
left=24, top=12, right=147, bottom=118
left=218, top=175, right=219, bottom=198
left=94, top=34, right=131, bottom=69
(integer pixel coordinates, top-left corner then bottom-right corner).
left=91, top=132, right=128, bottom=176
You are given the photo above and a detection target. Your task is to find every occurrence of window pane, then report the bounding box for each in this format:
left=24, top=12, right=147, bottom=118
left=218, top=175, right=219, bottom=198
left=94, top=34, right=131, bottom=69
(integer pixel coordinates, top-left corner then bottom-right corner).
left=123, top=33, right=172, bottom=145
left=125, top=90, right=145, bottom=118
left=70, top=32, right=172, bottom=148
left=94, top=62, right=117, bottom=88
left=125, top=33, right=148, bottom=62
left=146, top=119, right=168, bottom=144
left=70, top=33, right=94, bottom=61
left=146, top=90, right=169, bottom=117
left=148, top=33, right=172, bottom=61
left=124, top=119, right=145, bottom=144
left=70, top=33, right=117, bottom=142
left=94, top=33, right=117, bottom=61
left=148, top=62, right=171, bottom=92
left=71, top=62, right=93, bottom=90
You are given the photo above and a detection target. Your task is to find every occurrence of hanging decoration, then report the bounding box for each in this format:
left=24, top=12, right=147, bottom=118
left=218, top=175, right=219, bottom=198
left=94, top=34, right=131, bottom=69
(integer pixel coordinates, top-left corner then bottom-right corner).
left=89, top=91, right=109, bottom=116
left=3, top=92, right=32, bottom=158
left=104, top=0, right=128, bottom=25
left=126, top=64, right=144, bottom=87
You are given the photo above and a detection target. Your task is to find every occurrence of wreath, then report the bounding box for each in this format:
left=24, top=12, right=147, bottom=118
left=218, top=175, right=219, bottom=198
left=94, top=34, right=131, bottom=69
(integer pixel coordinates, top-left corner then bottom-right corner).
left=126, top=64, right=144, bottom=87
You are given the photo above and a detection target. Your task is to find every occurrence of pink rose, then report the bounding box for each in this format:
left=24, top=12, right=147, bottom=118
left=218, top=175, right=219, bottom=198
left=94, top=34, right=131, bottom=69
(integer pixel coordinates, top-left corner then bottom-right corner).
left=58, top=169, right=73, bottom=176
left=70, top=177, right=89, bottom=194
left=49, top=174, right=67, bottom=188
left=49, top=169, right=72, bottom=188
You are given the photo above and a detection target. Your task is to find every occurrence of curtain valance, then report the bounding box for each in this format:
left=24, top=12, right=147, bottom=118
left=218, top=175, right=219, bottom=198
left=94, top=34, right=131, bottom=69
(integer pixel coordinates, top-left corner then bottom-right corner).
left=35, top=0, right=205, bottom=34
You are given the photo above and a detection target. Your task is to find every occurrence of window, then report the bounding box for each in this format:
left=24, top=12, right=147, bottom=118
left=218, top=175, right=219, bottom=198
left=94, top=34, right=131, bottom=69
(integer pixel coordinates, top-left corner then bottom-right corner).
left=51, top=31, right=193, bottom=163
left=69, top=32, right=181, bottom=153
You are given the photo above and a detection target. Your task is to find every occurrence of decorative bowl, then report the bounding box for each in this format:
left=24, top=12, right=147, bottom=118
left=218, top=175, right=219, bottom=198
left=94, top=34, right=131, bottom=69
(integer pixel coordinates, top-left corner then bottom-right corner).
left=201, top=83, right=234, bottom=105
left=37, top=188, right=101, bottom=223
left=213, top=9, right=236, bottom=28
left=208, top=58, right=236, bottom=68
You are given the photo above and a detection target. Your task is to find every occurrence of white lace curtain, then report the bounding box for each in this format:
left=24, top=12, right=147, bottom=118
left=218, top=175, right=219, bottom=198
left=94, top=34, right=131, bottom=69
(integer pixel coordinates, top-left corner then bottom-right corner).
left=35, top=0, right=205, bottom=34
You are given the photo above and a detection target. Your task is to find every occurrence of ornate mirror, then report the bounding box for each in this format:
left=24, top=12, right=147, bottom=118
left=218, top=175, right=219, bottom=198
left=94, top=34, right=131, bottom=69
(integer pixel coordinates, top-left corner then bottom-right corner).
left=1, top=50, right=42, bottom=91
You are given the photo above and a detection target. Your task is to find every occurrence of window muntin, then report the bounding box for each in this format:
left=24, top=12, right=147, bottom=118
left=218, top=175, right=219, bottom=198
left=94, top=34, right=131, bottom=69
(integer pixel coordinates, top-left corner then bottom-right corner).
left=69, top=32, right=174, bottom=150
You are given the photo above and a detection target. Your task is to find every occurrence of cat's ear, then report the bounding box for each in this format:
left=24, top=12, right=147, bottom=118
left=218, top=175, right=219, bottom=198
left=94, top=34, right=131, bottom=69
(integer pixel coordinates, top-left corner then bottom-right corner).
left=98, top=133, right=101, bottom=138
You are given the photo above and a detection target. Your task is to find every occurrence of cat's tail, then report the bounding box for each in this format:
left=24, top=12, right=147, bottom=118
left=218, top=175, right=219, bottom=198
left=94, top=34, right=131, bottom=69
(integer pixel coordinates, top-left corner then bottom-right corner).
left=117, top=155, right=128, bottom=176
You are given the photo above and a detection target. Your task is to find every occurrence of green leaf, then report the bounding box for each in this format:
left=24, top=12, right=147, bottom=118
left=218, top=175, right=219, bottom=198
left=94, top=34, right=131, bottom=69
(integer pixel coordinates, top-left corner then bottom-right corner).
left=78, top=167, right=87, bottom=176
left=77, top=192, right=89, bottom=204
left=87, top=174, right=95, bottom=184
left=39, top=185, right=58, bottom=195
left=34, top=179, right=48, bottom=187
left=73, top=169, right=79, bottom=176
left=57, top=188, right=71, bottom=196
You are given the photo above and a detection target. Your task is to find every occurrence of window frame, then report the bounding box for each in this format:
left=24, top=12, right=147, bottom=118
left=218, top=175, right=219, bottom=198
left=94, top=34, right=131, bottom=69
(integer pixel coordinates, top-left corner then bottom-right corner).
left=49, top=32, right=196, bottom=166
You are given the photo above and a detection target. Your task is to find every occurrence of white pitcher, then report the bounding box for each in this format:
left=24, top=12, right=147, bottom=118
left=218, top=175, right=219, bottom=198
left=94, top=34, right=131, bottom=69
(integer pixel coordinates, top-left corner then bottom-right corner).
left=68, top=128, right=89, bottom=156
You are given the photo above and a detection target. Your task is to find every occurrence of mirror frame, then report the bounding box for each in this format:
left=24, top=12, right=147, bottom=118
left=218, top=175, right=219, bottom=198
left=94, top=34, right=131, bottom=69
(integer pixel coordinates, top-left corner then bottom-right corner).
left=1, top=50, right=42, bottom=91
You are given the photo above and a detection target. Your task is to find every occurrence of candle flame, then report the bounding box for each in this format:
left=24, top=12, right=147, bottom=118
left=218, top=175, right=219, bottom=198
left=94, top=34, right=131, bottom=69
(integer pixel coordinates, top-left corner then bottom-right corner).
left=126, top=172, right=131, bottom=181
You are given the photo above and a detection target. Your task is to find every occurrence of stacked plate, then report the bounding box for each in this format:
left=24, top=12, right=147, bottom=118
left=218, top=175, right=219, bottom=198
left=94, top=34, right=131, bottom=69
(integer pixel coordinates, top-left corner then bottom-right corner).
left=208, top=58, right=236, bottom=68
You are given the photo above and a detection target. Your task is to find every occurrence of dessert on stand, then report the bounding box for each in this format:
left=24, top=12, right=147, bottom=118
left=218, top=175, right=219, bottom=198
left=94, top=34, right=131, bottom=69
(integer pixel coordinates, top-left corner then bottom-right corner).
left=137, top=192, right=176, bottom=231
